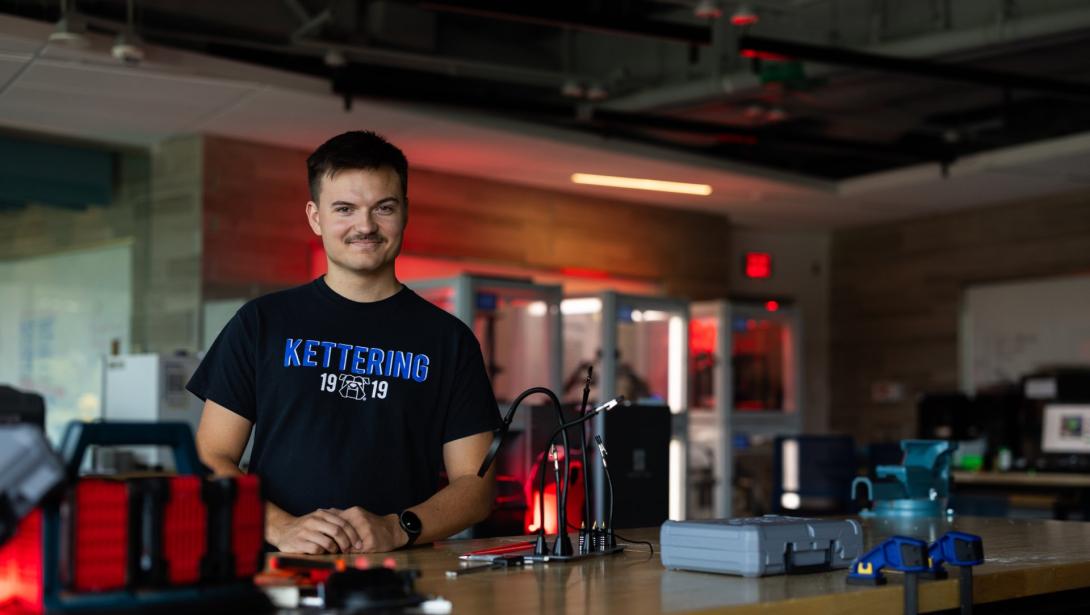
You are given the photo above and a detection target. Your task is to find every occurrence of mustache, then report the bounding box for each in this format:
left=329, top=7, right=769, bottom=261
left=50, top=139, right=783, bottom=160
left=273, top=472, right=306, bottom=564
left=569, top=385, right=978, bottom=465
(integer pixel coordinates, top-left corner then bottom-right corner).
left=346, top=233, right=384, bottom=243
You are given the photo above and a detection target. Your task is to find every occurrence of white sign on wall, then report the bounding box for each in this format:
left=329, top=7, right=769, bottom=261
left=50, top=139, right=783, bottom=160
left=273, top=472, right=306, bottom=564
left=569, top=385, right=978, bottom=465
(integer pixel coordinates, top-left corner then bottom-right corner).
left=961, top=273, right=1090, bottom=393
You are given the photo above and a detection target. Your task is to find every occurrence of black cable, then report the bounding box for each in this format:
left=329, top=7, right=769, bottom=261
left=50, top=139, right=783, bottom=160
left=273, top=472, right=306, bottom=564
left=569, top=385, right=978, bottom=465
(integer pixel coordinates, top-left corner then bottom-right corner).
left=613, top=531, right=655, bottom=555
left=595, top=435, right=614, bottom=535
left=606, top=460, right=614, bottom=533
left=578, top=366, right=593, bottom=552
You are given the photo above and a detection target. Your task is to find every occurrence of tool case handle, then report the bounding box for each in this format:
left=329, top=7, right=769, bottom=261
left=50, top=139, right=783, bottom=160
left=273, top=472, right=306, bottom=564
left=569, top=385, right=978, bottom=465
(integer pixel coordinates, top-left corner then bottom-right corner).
left=783, top=541, right=834, bottom=574
left=57, top=421, right=208, bottom=479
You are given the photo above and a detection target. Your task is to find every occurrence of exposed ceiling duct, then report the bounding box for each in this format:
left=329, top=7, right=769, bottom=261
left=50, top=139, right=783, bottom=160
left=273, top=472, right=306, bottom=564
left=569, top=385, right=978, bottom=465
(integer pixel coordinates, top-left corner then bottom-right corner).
left=3, top=0, right=1090, bottom=185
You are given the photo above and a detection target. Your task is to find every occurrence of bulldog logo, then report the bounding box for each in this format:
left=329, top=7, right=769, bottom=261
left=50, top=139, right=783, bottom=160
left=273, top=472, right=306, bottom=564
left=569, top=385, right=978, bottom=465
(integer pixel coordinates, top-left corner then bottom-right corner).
left=338, top=374, right=371, bottom=400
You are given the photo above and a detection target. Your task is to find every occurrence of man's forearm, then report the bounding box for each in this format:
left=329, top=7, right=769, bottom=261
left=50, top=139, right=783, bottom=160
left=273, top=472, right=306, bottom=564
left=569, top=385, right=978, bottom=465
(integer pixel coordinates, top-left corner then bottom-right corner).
left=408, top=474, right=494, bottom=545
left=202, top=453, right=243, bottom=478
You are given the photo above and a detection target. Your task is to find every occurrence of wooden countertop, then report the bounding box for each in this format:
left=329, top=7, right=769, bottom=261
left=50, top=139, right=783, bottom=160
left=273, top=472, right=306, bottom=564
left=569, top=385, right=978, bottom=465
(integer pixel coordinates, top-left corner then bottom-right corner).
left=272, top=516, right=1090, bottom=614
left=953, top=470, right=1090, bottom=488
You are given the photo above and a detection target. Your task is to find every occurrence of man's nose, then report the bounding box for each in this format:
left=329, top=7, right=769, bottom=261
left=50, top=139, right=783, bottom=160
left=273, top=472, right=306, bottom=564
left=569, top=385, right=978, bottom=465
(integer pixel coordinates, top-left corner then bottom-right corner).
left=353, top=210, right=378, bottom=234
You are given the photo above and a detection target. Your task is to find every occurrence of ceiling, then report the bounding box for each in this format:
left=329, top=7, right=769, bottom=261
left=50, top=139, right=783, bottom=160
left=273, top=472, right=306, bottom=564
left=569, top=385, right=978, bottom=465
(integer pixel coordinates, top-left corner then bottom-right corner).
left=2, top=1, right=1090, bottom=229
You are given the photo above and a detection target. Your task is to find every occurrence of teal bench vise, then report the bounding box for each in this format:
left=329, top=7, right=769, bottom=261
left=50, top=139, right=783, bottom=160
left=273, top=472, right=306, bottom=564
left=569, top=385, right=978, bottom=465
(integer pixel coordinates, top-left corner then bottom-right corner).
left=852, top=440, right=958, bottom=518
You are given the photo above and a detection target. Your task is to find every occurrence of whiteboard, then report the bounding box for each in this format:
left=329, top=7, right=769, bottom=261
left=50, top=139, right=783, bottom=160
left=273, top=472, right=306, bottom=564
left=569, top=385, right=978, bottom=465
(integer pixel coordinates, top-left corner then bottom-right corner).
left=0, top=242, right=132, bottom=443
left=961, top=273, right=1090, bottom=393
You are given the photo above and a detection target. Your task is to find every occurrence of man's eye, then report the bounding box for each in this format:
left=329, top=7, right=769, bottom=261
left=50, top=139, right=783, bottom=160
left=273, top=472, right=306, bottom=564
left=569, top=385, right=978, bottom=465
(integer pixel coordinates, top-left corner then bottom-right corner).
left=377, top=205, right=394, bottom=214
left=335, top=207, right=351, bottom=213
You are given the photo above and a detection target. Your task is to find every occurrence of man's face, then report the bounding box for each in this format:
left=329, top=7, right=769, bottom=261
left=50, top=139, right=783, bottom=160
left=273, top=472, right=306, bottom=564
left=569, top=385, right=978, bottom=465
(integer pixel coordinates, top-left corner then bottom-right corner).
left=306, top=166, right=407, bottom=278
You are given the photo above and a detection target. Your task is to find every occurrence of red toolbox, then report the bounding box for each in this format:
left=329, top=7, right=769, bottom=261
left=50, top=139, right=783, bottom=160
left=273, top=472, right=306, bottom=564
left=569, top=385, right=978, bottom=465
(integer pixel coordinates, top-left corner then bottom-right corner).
left=65, top=479, right=130, bottom=592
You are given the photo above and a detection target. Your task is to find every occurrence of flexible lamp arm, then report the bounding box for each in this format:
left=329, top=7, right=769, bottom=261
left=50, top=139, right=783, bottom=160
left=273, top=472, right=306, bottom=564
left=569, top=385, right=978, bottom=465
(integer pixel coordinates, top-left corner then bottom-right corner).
left=475, top=386, right=570, bottom=552
left=476, top=386, right=568, bottom=478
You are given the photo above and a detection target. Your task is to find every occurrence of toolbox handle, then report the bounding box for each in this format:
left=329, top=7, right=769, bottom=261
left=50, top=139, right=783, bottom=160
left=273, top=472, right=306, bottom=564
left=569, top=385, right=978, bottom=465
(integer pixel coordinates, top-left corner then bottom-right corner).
left=57, top=421, right=208, bottom=478
left=783, top=541, right=834, bottom=575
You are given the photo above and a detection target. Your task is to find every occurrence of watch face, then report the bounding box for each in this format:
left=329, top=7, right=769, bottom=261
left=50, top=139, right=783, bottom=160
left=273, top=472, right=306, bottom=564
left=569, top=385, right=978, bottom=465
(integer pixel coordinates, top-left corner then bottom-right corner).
left=401, top=510, right=422, bottom=534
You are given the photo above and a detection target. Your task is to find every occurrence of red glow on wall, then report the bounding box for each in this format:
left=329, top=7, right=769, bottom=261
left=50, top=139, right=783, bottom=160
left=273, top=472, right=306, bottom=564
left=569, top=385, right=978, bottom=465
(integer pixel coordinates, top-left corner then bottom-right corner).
left=744, top=252, right=772, bottom=279
left=560, top=266, right=611, bottom=280
left=309, top=241, right=326, bottom=278
left=765, top=300, right=779, bottom=312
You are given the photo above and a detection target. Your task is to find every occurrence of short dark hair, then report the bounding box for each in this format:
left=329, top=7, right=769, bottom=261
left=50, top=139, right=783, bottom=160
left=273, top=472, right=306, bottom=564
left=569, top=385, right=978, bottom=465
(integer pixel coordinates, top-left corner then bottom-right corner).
left=306, top=130, right=409, bottom=203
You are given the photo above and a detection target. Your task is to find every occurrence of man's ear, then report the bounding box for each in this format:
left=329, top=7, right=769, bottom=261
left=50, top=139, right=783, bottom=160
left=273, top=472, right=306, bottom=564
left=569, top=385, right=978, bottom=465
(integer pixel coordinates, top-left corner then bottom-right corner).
left=306, top=201, right=322, bottom=236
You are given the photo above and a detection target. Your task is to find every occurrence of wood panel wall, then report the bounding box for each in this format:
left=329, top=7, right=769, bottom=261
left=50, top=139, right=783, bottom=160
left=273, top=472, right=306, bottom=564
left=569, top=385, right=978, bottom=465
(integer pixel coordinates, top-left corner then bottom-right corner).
left=830, top=190, right=1090, bottom=442
left=201, top=135, right=731, bottom=300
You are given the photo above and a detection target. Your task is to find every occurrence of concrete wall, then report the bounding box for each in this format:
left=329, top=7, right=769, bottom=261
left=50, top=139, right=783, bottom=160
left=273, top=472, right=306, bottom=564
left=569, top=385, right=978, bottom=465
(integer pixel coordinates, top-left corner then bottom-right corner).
left=0, top=151, right=147, bottom=261
left=141, top=136, right=204, bottom=353
left=830, top=189, right=1090, bottom=442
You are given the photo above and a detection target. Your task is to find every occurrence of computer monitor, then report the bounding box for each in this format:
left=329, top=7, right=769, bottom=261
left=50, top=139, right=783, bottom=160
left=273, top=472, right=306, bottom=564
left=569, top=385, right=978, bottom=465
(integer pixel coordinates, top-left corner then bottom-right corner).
left=1041, top=404, right=1090, bottom=454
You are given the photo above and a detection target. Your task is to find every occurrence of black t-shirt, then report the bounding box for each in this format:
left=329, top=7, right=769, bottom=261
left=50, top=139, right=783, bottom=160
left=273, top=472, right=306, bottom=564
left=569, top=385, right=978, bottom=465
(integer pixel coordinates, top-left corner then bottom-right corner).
left=186, top=277, right=500, bottom=517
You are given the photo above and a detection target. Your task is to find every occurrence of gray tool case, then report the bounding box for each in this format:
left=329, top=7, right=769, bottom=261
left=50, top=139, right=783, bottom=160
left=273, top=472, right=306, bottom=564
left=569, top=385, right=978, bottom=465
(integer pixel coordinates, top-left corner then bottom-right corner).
left=660, top=515, right=863, bottom=577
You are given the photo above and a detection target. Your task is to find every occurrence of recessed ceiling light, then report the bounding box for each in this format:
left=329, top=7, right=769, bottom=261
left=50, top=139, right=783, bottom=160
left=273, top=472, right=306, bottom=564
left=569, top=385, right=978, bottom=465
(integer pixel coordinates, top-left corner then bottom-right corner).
left=731, top=4, right=760, bottom=26
left=693, top=0, right=723, bottom=20
left=48, top=16, right=89, bottom=48
left=323, top=49, right=347, bottom=67
left=571, top=173, right=712, bottom=196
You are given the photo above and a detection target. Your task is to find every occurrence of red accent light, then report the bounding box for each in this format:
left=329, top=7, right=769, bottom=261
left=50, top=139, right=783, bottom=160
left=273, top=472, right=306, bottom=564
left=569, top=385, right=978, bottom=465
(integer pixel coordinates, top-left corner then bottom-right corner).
left=744, top=252, right=772, bottom=279
left=524, top=451, right=584, bottom=534
left=0, top=509, right=43, bottom=613
left=730, top=14, right=759, bottom=27
left=739, top=49, right=790, bottom=61
left=690, top=319, right=717, bottom=355
left=765, top=300, right=779, bottom=312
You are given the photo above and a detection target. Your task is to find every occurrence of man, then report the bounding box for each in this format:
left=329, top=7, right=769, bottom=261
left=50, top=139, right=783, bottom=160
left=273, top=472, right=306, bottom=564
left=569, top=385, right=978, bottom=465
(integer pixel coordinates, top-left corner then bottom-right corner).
left=187, top=131, right=500, bottom=554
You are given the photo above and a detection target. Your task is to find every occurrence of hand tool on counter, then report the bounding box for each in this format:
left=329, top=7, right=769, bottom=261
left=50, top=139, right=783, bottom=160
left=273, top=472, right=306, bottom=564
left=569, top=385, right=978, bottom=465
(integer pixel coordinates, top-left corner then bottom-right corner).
left=846, top=535, right=929, bottom=615
left=924, top=531, right=984, bottom=615
left=445, top=555, right=525, bottom=577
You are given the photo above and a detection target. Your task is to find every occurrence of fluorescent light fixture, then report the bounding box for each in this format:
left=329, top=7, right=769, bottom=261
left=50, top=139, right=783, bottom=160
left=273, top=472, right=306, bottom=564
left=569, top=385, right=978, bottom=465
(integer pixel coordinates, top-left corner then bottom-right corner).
left=782, top=438, right=799, bottom=491
left=560, top=297, right=602, bottom=315
left=668, top=316, right=685, bottom=414
left=527, top=301, right=547, bottom=317
left=670, top=437, right=684, bottom=520
left=571, top=173, right=712, bottom=196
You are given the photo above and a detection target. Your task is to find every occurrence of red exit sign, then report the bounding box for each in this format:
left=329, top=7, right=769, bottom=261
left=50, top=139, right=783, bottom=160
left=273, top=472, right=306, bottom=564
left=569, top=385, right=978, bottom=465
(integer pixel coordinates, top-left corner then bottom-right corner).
left=743, top=252, right=772, bottom=279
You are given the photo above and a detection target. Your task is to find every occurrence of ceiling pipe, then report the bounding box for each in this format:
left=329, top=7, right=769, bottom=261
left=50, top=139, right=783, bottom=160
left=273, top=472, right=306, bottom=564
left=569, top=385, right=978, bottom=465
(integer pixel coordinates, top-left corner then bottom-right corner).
left=601, top=4, right=1090, bottom=111
left=590, top=108, right=942, bottom=162
left=738, top=34, right=1090, bottom=100
left=418, top=1, right=712, bottom=45
left=76, top=13, right=593, bottom=90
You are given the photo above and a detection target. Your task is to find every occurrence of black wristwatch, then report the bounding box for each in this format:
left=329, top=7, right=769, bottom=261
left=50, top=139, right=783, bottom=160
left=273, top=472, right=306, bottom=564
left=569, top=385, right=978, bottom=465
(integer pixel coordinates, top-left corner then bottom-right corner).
left=398, top=510, right=423, bottom=548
